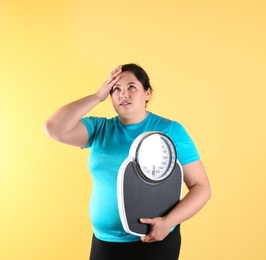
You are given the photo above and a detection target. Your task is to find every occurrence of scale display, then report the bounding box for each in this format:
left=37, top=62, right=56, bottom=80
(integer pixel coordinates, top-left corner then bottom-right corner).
left=117, top=132, right=183, bottom=237
left=135, top=132, right=176, bottom=182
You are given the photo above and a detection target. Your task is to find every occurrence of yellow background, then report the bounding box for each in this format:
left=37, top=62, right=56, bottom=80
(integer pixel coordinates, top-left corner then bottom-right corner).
left=1, top=0, right=266, bottom=259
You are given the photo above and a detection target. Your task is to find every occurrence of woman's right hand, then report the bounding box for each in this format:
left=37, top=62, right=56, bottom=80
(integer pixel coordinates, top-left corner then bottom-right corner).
left=43, top=65, right=123, bottom=147
left=95, top=66, right=122, bottom=102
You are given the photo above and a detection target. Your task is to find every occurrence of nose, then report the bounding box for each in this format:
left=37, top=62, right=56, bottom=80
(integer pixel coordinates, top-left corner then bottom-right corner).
left=119, top=89, right=128, bottom=99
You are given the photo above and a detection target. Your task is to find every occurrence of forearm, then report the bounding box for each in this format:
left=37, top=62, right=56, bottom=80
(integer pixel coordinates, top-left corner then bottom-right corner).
left=164, top=183, right=211, bottom=229
left=140, top=183, right=211, bottom=243
left=43, top=66, right=122, bottom=146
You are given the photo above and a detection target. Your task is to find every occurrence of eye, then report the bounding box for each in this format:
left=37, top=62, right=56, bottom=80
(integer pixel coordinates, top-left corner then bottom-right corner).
left=112, top=86, right=121, bottom=93
left=128, top=85, right=136, bottom=90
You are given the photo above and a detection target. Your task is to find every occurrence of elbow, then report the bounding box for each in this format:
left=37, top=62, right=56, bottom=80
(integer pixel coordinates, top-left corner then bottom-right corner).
left=205, top=183, right=212, bottom=203
left=198, top=184, right=211, bottom=209
left=43, top=119, right=53, bottom=138
left=202, top=175, right=212, bottom=203
left=198, top=182, right=212, bottom=205
left=207, top=188, right=212, bottom=202
left=43, top=119, right=61, bottom=141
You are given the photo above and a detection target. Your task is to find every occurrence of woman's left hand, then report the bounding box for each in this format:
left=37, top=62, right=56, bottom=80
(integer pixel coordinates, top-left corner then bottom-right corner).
left=140, top=217, right=172, bottom=243
left=140, top=160, right=211, bottom=243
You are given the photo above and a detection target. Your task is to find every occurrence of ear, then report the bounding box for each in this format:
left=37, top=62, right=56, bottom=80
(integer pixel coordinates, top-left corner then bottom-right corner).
left=145, top=88, right=151, bottom=101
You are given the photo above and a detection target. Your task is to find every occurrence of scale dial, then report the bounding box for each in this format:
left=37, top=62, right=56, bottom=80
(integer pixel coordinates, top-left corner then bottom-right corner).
left=135, top=133, right=176, bottom=182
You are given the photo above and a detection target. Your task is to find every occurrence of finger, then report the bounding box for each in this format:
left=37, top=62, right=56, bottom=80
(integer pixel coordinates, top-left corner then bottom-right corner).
left=140, top=218, right=153, bottom=224
left=141, top=235, right=150, bottom=243
left=109, top=66, right=122, bottom=79
left=141, top=234, right=155, bottom=243
left=107, top=67, right=122, bottom=85
left=110, top=65, right=122, bottom=73
left=109, top=75, right=121, bottom=93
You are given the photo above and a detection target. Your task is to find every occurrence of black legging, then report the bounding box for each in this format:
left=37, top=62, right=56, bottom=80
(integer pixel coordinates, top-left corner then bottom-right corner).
left=89, top=225, right=181, bottom=260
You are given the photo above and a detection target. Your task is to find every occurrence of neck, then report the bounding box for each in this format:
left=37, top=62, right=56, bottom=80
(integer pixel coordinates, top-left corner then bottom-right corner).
left=120, top=111, right=148, bottom=125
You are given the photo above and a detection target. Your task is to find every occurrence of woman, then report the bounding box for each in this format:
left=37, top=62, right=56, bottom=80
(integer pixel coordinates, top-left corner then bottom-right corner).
left=43, top=63, right=211, bottom=260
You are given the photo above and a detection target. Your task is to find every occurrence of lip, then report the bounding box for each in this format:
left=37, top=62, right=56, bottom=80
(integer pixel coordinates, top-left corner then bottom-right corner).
left=119, top=101, right=131, bottom=106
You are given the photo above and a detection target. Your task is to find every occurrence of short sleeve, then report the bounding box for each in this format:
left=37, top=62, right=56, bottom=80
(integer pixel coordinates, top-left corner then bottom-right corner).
left=80, top=117, right=96, bottom=148
left=170, top=122, right=200, bottom=165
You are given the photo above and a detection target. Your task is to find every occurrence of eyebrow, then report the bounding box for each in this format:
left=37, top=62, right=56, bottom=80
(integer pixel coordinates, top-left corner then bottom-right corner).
left=114, top=82, right=137, bottom=86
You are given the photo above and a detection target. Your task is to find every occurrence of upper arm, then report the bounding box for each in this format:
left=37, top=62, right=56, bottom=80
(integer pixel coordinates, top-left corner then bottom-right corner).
left=182, top=160, right=211, bottom=192
left=44, top=120, right=89, bottom=148
left=63, top=121, right=89, bottom=148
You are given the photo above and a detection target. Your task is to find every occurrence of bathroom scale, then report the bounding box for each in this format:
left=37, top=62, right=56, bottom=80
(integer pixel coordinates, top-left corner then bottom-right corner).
left=117, top=132, right=183, bottom=237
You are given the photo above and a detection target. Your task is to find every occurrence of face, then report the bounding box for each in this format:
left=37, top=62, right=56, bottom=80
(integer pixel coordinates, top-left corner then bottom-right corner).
left=110, top=71, right=151, bottom=124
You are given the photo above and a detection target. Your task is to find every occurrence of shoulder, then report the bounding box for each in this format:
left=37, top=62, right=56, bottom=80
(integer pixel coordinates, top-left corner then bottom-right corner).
left=148, top=112, right=183, bottom=130
left=80, top=116, right=119, bottom=138
left=80, top=116, right=119, bottom=148
left=148, top=112, right=174, bottom=124
left=81, top=116, right=118, bottom=127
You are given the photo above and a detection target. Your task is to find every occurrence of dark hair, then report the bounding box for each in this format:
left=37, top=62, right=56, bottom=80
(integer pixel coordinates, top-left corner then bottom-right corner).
left=122, top=63, right=153, bottom=93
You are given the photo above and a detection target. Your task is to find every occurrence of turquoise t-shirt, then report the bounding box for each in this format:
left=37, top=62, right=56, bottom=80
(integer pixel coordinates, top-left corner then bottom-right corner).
left=80, top=112, right=200, bottom=242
